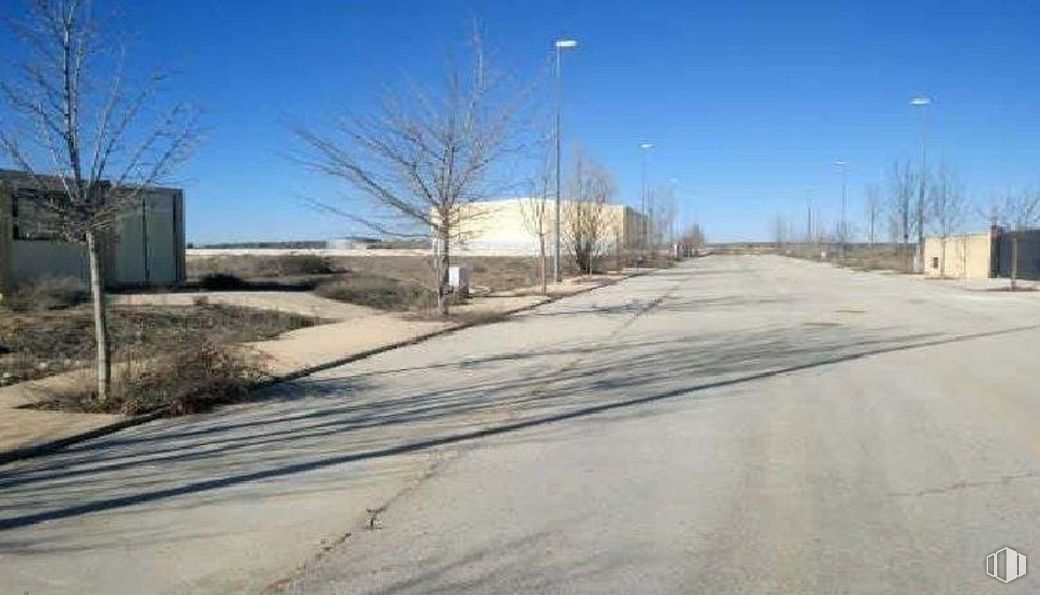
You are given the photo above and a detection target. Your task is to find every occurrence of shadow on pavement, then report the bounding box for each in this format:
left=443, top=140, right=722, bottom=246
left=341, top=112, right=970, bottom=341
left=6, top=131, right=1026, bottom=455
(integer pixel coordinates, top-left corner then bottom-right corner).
left=2, top=305, right=1036, bottom=533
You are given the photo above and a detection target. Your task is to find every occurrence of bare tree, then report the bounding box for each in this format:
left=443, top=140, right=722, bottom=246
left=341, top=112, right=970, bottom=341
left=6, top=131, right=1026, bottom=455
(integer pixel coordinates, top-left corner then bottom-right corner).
left=887, top=159, right=918, bottom=270
left=520, top=146, right=553, bottom=293
left=864, top=183, right=882, bottom=245
left=773, top=212, right=787, bottom=249
left=680, top=222, right=706, bottom=252
left=644, top=186, right=657, bottom=259
left=654, top=184, right=678, bottom=258
left=0, top=0, right=199, bottom=401
left=986, top=187, right=1040, bottom=231
left=296, top=31, right=530, bottom=315
left=564, top=151, right=612, bottom=274
left=927, top=161, right=968, bottom=277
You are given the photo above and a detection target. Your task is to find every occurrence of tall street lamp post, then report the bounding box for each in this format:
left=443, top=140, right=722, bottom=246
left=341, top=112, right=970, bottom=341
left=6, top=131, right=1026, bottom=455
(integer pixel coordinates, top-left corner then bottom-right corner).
left=910, top=96, right=931, bottom=272
left=553, top=38, right=578, bottom=283
left=639, top=142, right=653, bottom=266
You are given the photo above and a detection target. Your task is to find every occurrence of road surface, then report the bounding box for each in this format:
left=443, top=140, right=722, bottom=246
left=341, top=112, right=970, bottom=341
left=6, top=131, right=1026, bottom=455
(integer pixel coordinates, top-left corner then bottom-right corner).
left=2, top=255, right=1040, bottom=593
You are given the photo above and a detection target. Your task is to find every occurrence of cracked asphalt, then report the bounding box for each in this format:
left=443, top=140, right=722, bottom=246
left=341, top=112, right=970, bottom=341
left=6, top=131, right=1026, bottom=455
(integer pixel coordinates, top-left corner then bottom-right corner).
left=3, top=255, right=1040, bottom=593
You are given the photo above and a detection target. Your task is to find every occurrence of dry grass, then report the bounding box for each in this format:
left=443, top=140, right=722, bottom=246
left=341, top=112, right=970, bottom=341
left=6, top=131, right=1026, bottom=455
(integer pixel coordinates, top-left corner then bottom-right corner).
left=4, top=277, right=90, bottom=312
left=780, top=243, right=914, bottom=273
left=0, top=304, right=316, bottom=386
left=187, top=253, right=621, bottom=294
left=186, top=254, right=562, bottom=310
left=314, top=276, right=436, bottom=311
left=188, top=254, right=337, bottom=279
left=185, top=252, right=663, bottom=313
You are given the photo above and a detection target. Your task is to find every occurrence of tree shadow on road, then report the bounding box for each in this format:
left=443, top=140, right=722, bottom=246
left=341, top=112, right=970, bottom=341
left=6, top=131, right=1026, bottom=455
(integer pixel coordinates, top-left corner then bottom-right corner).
left=5, top=253, right=1040, bottom=535
left=4, top=305, right=1037, bottom=537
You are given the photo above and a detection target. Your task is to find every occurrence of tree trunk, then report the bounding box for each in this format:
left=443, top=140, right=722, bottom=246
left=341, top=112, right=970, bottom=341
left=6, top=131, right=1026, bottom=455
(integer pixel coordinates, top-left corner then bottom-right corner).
left=85, top=229, right=111, bottom=402
left=437, top=225, right=450, bottom=316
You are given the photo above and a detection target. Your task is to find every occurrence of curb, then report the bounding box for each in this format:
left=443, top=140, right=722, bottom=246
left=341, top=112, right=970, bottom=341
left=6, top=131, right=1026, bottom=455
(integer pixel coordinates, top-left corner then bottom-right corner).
left=0, top=271, right=651, bottom=466
left=0, top=410, right=166, bottom=466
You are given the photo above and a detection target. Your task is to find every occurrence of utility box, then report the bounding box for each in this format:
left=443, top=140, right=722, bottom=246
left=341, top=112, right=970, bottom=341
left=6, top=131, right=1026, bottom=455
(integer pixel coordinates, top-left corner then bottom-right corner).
left=449, top=265, right=469, bottom=298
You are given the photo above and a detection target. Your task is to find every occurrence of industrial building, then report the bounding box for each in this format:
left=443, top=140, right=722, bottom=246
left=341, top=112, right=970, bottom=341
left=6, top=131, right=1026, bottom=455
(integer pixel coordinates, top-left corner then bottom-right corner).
left=0, top=169, right=186, bottom=297
left=923, top=226, right=1040, bottom=281
left=446, top=198, right=649, bottom=257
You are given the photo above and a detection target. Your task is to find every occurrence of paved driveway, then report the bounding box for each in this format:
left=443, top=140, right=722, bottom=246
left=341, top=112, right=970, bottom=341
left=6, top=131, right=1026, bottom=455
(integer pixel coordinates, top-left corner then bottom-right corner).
left=2, top=256, right=1040, bottom=593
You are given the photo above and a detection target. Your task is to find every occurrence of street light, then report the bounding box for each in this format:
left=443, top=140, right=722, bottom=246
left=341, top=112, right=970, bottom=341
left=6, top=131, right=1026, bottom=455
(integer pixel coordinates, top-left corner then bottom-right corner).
left=639, top=142, right=653, bottom=266
left=835, top=161, right=849, bottom=258
left=553, top=38, right=578, bottom=283
left=910, top=95, right=931, bottom=271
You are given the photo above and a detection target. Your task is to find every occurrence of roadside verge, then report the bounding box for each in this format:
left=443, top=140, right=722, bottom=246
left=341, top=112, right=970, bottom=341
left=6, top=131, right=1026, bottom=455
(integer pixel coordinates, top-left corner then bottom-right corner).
left=0, top=270, right=649, bottom=465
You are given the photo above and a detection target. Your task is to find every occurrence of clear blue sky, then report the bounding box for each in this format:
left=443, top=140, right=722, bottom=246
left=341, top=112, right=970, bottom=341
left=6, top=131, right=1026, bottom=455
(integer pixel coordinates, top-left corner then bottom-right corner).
left=9, top=0, right=1040, bottom=243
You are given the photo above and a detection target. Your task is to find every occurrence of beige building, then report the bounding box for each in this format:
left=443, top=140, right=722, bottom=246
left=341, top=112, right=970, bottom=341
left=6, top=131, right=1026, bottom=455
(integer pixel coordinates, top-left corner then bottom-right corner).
left=447, top=198, right=648, bottom=256
left=923, top=231, right=995, bottom=279
left=0, top=170, right=186, bottom=298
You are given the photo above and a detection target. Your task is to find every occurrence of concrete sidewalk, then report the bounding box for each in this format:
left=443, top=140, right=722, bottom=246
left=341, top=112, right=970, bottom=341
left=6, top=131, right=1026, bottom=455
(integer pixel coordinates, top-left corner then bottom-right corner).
left=0, top=273, right=632, bottom=459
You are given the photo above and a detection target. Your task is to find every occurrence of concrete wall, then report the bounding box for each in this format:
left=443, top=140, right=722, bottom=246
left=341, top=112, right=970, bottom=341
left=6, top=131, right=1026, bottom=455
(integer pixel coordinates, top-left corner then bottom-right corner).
left=923, top=232, right=993, bottom=279
left=111, top=189, right=185, bottom=286
left=447, top=199, right=647, bottom=257
left=11, top=240, right=90, bottom=284
left=0, top=172, right=185, bottom=293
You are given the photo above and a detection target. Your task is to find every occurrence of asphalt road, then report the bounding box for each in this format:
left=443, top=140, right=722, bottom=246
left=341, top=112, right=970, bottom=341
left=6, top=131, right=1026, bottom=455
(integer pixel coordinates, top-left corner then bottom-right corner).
left=3, top=255, right=1040, bottom=594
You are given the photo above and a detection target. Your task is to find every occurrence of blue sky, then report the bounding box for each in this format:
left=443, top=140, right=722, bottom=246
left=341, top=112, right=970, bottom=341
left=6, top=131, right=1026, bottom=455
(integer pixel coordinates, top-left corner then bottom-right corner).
left=6, top=0, right=1040, bottom=242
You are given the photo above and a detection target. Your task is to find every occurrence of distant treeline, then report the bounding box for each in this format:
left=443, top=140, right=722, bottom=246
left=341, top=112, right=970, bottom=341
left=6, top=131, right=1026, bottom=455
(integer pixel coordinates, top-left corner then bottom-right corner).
left=188, top=241, right=327, bottom=249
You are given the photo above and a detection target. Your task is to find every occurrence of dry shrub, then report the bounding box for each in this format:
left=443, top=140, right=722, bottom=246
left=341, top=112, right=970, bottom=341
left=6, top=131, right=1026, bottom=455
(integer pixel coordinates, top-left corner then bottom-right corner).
left=115, top=342, right=266, bottom=415
left=6, top=277, right=89, bottom=312
left=33, top=342, right=267, bottom=415
left=1, top=305, right=313, bottom=388
left=315, top=276, right=436, bottom=311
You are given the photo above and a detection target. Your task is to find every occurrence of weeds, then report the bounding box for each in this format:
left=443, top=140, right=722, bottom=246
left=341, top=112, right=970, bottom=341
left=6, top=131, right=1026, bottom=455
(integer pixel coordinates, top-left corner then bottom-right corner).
left=31, top=341, right=266, bottom=416
left=0, top=304, right=315, bottom=386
